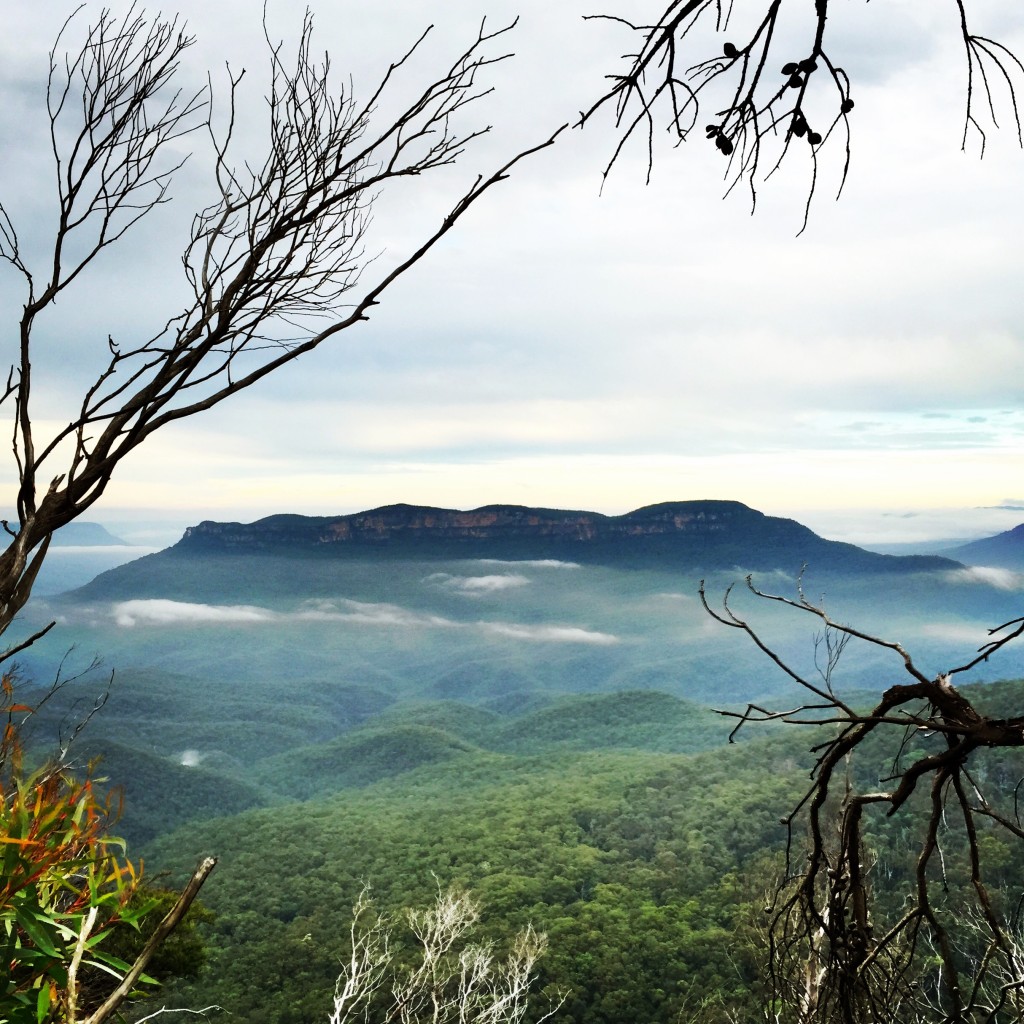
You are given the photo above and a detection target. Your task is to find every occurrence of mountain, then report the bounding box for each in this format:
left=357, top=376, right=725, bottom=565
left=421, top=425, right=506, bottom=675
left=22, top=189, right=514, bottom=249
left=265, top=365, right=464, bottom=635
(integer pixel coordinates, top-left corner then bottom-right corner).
left=64, top=499, right=954, bottom=602
left=943, top=523, right=1024, bottom=570
left=164, top=500, right=956, bottom=573
left=48, top=521, right=127, bottom=546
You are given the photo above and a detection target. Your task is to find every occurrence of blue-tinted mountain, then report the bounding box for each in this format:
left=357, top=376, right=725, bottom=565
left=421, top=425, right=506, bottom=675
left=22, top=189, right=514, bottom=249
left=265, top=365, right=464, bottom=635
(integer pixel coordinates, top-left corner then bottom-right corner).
left=49, top=521, right=127, bottom=546
left=72, top=502, right=958, bottom=601
left=174, top=500, right=957, bottom=570
left=943, top=523, right=1024, bottom=569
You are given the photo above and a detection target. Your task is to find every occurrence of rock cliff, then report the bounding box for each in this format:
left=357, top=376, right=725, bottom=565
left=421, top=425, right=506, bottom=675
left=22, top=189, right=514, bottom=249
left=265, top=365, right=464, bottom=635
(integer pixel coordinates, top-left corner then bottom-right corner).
left=175, top=500, right=959, bottom=574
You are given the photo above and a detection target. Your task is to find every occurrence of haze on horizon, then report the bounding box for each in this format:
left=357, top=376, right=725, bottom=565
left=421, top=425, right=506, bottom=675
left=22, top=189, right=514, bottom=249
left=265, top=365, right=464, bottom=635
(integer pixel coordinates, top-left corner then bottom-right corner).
left=0, top=1, right=1021, bottom=549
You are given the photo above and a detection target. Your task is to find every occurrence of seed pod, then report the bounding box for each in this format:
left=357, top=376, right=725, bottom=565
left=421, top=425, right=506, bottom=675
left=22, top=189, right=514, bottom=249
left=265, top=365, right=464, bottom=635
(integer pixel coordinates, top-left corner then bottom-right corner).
left=807, top=131, right=822, bottom=145
left=841, top=98, right=855, bottom=114
left=792, top=118, right=807, bottom=138
left=788, top=73, right=803, bottom=89
left=782, top=62, right=798, bottom=75
left=723, top=42, right=738, bottom=58
left=716, top=135, right=734, bottom=155
left=798, top=58, right=818, bottom=73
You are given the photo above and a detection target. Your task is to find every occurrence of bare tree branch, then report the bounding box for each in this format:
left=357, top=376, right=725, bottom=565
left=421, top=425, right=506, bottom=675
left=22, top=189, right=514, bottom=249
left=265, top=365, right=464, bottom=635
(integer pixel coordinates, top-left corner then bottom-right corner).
left=0, top=9, right=564, bottom=651
left=581, top=0, right=1023, bottom=230
left=704, top=574, right=1024, bottom=1023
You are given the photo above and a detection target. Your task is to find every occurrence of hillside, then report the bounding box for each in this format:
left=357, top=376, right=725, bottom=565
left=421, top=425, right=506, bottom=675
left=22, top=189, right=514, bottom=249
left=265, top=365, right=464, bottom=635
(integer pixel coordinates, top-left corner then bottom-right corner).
left=144, top=680, right=1024, bottom=1024
left=943, top=522, right=1024, bottom=569
left=48, top=521, right=127, bottom=546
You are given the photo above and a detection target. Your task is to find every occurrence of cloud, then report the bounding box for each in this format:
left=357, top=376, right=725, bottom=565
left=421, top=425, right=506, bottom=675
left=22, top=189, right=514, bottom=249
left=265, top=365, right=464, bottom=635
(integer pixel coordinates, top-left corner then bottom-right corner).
left=918, top=622, right=993, bottom=645
left=424, top=572, right=531, bottom=595
left=480, top=623, right=620, bottom=645
left=113, top=599, right=272, bottom=627
left=944, top=566, right=1024, bottom=591
left=107, top=597, right=616, bottom=644
left=179, top=749, right=204, bottom=767
left=474, top=559, right=581, bottom=569
left=296, top=599, right=456, bottom=628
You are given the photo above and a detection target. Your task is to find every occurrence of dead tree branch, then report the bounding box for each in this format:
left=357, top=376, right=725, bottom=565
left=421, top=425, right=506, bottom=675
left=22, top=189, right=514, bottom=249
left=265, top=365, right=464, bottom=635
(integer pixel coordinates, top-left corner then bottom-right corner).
left=0, top=9, right=564, bottom=649
left=581, top=0, right=1023, bottom=229
left=702, top=573, right=1024, bottom=1023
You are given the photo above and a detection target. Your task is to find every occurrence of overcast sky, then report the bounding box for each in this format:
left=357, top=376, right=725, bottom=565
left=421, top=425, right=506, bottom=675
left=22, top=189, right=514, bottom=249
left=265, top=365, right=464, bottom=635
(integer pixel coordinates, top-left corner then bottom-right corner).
left=1, top=0, right=1022, bottom=546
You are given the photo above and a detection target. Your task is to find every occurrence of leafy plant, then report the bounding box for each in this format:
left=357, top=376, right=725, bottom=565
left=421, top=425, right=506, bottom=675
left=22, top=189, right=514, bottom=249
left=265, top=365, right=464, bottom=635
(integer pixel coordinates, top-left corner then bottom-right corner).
left=0, top=672, right=215, bottom=1024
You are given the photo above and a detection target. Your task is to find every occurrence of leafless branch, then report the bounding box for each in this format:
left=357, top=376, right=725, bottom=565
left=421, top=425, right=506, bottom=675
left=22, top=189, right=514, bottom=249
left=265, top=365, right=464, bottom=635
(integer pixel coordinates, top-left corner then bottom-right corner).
left=581, top=0, right=1022, bottom=231
left=703, top=574, right=1024, bottom=1023
left=81, top=857, right=218, bottom=1024
left=329, top=884, right=564, bottom=1024
left=0, top=9, right=563, bottom=654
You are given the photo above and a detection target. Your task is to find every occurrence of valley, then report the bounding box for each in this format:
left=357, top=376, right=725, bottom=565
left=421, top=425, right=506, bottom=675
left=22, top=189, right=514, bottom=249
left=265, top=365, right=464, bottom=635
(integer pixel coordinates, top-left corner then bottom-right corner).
left=9, top=501, right=1024, bottom=1023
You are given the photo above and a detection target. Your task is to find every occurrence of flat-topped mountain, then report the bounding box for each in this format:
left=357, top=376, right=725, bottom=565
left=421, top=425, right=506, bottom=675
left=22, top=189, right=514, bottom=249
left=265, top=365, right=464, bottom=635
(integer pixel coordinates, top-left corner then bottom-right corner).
left=168, top=500, right=954, bottom=573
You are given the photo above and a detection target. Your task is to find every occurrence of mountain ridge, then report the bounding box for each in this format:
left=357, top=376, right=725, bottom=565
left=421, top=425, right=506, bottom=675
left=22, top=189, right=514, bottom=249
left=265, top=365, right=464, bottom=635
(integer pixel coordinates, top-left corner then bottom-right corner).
left=942, top=523, right=1024, bottom=570
left=148, top=499, right=956, bottom=574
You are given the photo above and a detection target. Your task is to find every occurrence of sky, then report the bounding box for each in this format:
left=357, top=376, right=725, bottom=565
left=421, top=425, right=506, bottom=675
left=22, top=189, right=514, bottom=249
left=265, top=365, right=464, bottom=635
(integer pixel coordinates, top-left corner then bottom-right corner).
left=1, top=0, right=1023, bottom=548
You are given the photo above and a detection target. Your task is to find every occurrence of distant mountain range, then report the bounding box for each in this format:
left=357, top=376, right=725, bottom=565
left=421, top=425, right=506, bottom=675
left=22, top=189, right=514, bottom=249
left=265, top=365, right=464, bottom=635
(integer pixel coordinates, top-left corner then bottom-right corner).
left=942, top=523, right=1024, bottom=570
left=143, top=500, right=958, bottom=574
left=43, top=521, right=127, bottom=546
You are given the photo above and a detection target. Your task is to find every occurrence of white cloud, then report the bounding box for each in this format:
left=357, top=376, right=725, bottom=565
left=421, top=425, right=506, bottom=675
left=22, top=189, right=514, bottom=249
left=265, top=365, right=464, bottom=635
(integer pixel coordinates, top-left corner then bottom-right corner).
left=424, top=572, right=531, bottom=594
left=480, top=622, right=620, bottom=645
left=5, top=1, right=1021, bottom=535
left=113, top=599, right=272, bottom=627
left=108, top=595, right=619, bottom=644
left=296, top=599, right=456, bottom=628
left=918, top=622, right=993, bottom=646
left=475, top=559, right=581, bottom=569
left=944, top=566, right=1024, bottom=591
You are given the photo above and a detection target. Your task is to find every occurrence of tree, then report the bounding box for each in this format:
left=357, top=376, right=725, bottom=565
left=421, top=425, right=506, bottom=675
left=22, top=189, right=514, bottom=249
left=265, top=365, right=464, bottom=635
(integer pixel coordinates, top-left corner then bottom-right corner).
left=329, top=885, right=563, bottom=1024
left=0, top=7, right=559, bottom=1020
left=581, top=0, right=1023, bottom=225
left=0, top=5, right=562, bottom=653
left=700, top=574, right=1024, bottom=1024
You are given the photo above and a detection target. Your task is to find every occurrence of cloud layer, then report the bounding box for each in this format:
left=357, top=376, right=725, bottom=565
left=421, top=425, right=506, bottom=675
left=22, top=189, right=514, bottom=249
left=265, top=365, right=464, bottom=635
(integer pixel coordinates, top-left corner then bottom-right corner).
left=424, top=572, right=532, bottom=595
left=109, top=597, right=619, bottom=645
left=944, top=567, right=1024, bottom=591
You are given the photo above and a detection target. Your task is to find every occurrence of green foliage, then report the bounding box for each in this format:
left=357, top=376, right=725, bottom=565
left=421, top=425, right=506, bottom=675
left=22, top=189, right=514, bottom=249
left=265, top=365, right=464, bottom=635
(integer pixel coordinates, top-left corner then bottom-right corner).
left=260, top=725, right=480, bottom=799
left=0, top=675, right=148, bottom=1023
left=141, top=689, right=1024, bottom=1024
left=100, top=886, right=212, bottom=987
left=75, top=740, right=265, bottom=848
left=142, top=740, right=808, bottom=1024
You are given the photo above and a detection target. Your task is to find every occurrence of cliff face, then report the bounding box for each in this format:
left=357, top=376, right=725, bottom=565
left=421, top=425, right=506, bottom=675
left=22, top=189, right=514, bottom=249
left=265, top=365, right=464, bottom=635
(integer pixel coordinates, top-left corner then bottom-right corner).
left=181, top=501, right=763, bottom=550
left=320, top=505, right=606, bottom=544
left=174, top=500, right=960, bottom=574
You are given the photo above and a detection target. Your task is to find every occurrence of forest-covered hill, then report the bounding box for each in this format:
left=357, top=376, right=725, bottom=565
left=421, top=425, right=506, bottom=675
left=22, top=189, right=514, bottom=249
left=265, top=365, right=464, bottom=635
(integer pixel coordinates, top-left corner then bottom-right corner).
left=136, top=678, right=1024, bottom=1024
left=11, top=512, right=1024, bottom=1024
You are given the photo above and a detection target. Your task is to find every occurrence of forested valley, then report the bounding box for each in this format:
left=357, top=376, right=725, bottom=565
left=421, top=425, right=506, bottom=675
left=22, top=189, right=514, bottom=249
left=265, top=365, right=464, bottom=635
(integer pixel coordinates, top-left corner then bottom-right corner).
left=12, top=527, right=1024, bottom=1024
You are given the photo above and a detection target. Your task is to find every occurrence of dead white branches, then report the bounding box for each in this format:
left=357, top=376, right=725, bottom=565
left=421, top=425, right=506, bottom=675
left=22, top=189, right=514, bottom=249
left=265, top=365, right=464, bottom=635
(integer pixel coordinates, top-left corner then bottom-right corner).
left=328, top=886, right=563, bottom=1024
